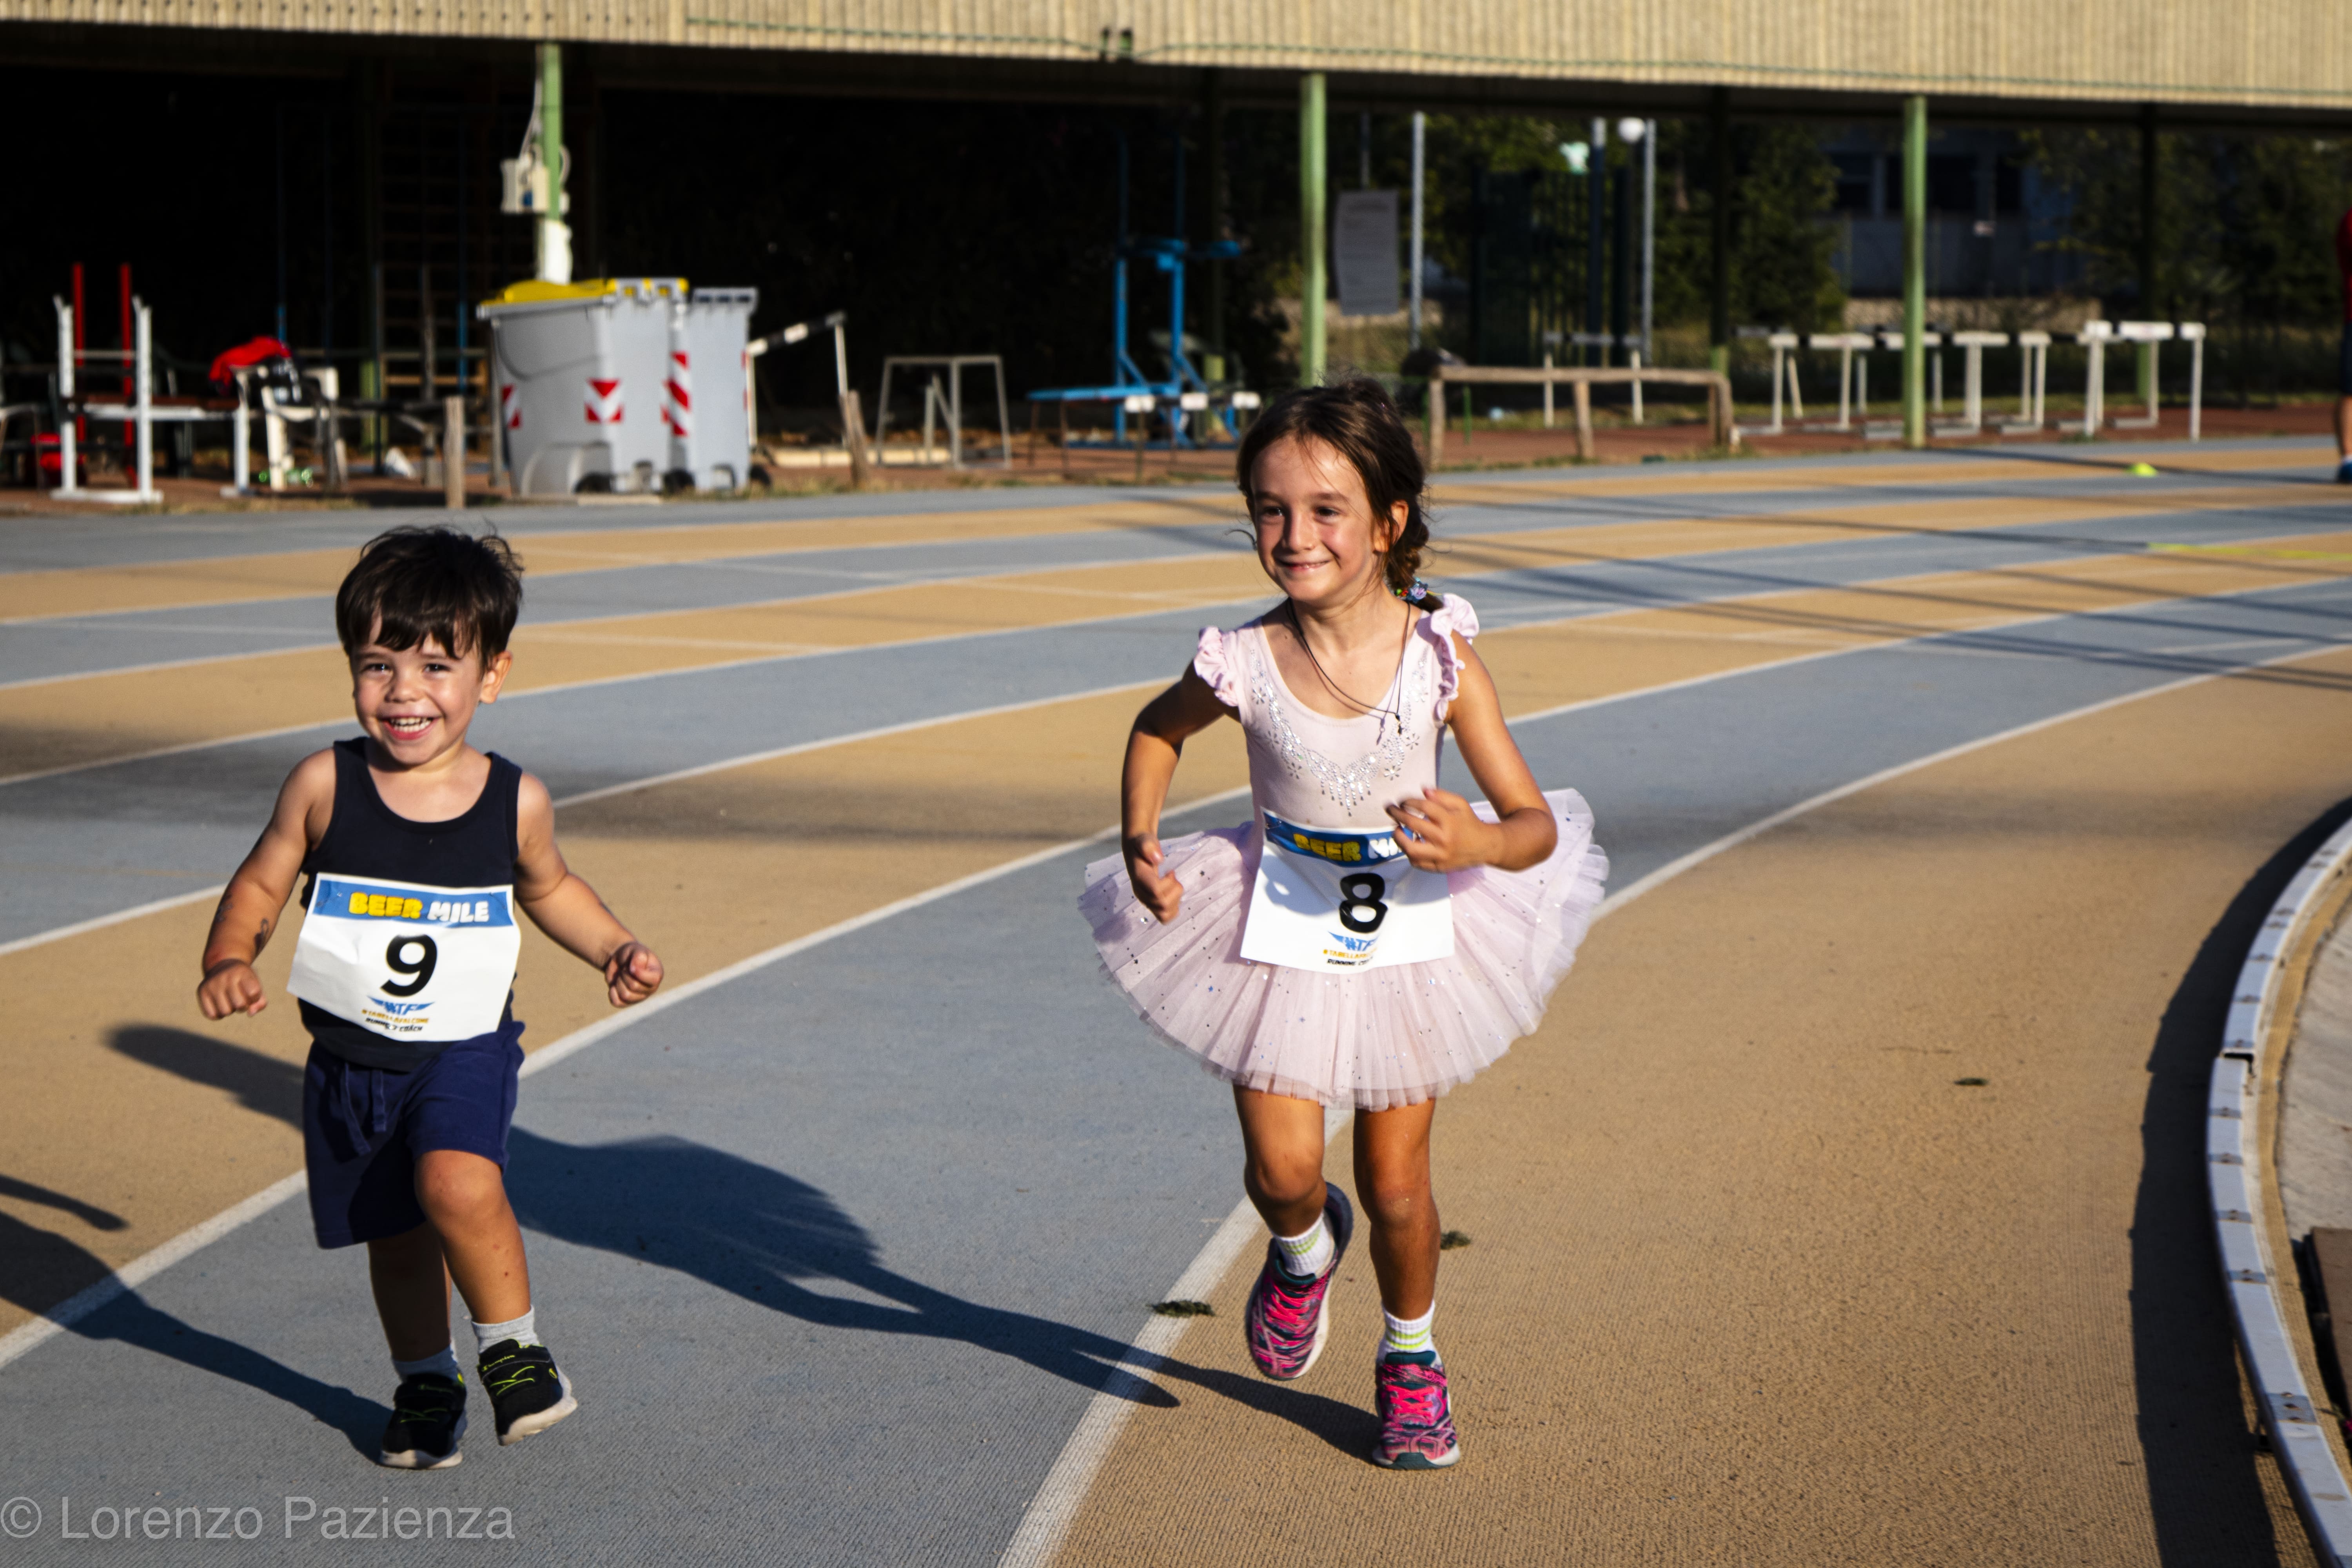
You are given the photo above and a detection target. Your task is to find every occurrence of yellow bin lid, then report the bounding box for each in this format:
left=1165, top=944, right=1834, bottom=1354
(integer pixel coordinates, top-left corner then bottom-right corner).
left=481, top=277, right=689, bottom=308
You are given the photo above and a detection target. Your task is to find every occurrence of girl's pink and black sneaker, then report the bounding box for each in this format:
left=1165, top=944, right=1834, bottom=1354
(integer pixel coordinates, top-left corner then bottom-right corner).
left=1371, top=1350, right=1461, bottom=1469
left=1243, top=1183, right=1355, bottom=1380
left=478, top=1341, right=577, bottom=1446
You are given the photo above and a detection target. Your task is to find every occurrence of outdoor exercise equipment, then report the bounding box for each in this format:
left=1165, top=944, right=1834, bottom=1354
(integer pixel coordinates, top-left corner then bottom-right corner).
left=1025, top=129, right=1244, bottom=449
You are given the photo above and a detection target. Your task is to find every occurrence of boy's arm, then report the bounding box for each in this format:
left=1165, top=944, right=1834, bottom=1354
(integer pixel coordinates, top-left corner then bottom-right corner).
left=197, top=750, right=337, bottom=1019
left=512, top=772, right=664, bottom=1008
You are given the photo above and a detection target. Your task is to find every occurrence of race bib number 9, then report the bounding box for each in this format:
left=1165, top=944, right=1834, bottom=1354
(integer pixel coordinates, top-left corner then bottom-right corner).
left=1240, top=810, right=1453, bottom=972
left=287, top=875, right=523, bottom=1042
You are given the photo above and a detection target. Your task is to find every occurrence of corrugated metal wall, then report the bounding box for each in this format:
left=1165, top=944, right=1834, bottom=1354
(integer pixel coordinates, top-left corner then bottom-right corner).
left=7, top=0, right=2348, bottom=107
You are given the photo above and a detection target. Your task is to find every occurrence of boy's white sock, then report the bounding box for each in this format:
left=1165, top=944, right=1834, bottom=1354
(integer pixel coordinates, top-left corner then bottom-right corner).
left=1381, top=1304, right=1437, bottom=1361
left=1274, top=1216, right=1335, bottom=1280
left=393, top=1344, right=462, bottom=1383
left=472, top=1309, right=541, bottom=1356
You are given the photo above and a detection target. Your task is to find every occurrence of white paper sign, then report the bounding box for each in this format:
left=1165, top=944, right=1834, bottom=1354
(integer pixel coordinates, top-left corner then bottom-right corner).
left=288, top=874, right=523, bottom=1042
left=1240, top=809, right=1452, bottom=972
left=1334, top=190, right=1401, bottom=318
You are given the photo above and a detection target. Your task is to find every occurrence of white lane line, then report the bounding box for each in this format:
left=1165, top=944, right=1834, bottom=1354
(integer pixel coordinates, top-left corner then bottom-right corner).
left=0, top=1173, right=308, bottom=1374
left=0, top=682, right=1169, bottom=962
left=987, top=630, right=2352, bottom=1568
left=0, top=786, right=1243, bottom=1377
left=0, top=548, right=1237, bottom=698
left=0, top=593, right=1269, bottom=791
left=0, top=886, right=228, bottom=960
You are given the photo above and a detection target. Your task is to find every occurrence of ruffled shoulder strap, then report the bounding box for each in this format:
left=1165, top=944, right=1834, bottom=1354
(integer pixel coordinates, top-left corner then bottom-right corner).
left=1419, top=593, right=1479, bottom=722
left=1192, top=624, right=1249, bottom=721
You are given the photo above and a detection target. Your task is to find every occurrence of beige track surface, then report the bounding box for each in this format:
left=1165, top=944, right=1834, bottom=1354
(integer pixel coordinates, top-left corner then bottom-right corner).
left=1053, top=647, right=2352, bottom=1568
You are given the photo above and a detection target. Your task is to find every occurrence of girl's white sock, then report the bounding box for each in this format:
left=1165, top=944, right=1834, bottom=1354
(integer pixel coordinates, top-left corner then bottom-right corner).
left=472, top=1308, right=541, bottom=1356
left=1274, top=1216, right=1335, bottom=1279
left=1381, top=1304, right=1437, bottom=1361
left=392, top=1344, right=461, bottom=1383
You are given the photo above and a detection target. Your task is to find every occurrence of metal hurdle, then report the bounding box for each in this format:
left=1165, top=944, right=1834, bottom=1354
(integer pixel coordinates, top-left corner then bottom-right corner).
left=50, top=295, right=160, bottom=504
left=1808, top=333, right=1872, bottom=431
left=2002, top=331, right=2051, bottom=435
left=1940, top=332, right=2009, bottom=435
left=2111, top=321, right=2172, bottom=430
left=2075, top=320, right=2113, bottom=436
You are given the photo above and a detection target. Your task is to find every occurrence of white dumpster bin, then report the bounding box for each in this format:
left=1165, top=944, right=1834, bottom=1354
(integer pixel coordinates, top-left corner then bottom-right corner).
left=664, top=288, right=759, bottom=492
left=480, top=278, right=685, bottom=497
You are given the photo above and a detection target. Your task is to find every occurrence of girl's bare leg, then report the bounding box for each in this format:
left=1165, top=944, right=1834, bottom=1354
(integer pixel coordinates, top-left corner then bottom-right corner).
left=1353, top=1100, right=1439, bottom=1319
left=1234, top=1086, right=1329, bottom=1237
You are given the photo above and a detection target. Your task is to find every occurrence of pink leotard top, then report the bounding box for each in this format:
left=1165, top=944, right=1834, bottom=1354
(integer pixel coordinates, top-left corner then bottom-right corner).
left=1192, top=594, right=1479, bottom=834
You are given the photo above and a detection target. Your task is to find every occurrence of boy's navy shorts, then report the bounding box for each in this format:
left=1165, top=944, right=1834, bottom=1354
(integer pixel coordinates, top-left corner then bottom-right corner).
left=301, top=1022, right=525, bottom=1249
left=2340, top=322, right=2352, bottom=396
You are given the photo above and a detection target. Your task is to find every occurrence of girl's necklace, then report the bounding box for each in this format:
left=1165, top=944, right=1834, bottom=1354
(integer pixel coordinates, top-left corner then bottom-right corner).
left=1287, top=597, right=1413, bottom=738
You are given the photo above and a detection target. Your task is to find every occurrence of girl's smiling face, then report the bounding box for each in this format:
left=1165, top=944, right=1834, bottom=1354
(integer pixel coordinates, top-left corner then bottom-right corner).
left=348, top=623, right=511, bottom=770
left=1249, top=435, right=1408, bottom=612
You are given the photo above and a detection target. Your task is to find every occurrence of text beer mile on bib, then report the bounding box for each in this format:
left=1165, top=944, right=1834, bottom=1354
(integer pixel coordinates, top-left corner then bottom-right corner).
left=1241, top=809, right=1453, bottom=971
left=288, top=874, right=521, bottom=1041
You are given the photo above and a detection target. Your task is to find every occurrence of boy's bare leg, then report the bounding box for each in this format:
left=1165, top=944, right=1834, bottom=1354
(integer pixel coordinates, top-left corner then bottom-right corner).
left=1234, top=1086, right=1328, bottom=1238
left=368, top=1225, right=454, bottom=1362
left=2336, top=394, right=2352, bottom=460
left=1354, top=1100, right=1439, bottom=1319
left=414, top=1149, right=532, bottom=1328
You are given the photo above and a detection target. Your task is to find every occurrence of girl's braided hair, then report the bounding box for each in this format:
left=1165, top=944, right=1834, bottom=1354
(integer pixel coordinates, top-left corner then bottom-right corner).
left=1236, top=378, right=1430, bottom=598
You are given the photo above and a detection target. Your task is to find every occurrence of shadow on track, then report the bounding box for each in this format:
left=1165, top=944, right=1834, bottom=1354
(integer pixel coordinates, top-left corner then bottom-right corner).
left=0, top=1208, right=381, bottom=1459
left=80, top=1027, right=1370, bottom=1457
left=505, top=1129, right=1376, bottom=1457
left=2131, top=792, right=2352, bottom=1566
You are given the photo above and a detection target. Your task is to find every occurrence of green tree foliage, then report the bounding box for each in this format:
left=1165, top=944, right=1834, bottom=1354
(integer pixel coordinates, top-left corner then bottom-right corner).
left=2022, top=128, right=2352, bottom=324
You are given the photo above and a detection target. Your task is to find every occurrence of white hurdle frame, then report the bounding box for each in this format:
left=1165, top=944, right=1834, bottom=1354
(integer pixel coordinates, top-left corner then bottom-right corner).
left=2075, top=321, right=2112, bottom=436
left=2003, top=331, right=2050, bottom=434
left=1808, top=333, right=1872, bottom=432
left=49, top=296, right=162, bottom=504
left=2112, top=320, right=2174, bottom=430
left=1944, top=332, right=2008, bottom=434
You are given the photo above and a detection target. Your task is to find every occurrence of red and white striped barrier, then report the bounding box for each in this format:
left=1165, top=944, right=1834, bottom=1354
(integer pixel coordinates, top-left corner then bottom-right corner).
left=585, top=376, right=623, bottom=425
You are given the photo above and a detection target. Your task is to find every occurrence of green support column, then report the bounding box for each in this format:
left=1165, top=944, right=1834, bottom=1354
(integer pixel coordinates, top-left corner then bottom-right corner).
left=2138, top=103, right=2160, bottom=408
left=1205, top=69, right=1227, bottom=371
left=1902, top=94, right=1927, bottom=449
left=1708, top=88, right=1730, bottom=376
left=1299, top=72, right=1327, bottom=389
left=536, top=43, right=570, bottom=283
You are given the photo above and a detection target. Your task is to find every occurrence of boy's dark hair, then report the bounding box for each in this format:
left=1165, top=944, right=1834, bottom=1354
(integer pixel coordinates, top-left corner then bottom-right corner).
left=1235, top=378, right=1431, bottom=596
left=336, top=526, right=524, bottom=661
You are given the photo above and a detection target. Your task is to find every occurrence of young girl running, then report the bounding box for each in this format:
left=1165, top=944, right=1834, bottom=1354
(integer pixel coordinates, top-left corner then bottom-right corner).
left=1079, top=379, right=1608, bottom=1470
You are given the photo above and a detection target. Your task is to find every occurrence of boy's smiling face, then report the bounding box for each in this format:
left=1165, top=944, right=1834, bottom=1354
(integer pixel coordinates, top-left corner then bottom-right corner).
left=348, top=622, right=512, bottom=770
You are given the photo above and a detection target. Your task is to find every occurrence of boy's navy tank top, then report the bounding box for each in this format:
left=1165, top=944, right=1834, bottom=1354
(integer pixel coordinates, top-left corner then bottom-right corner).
left=298, top=738, right=522, bottom=1071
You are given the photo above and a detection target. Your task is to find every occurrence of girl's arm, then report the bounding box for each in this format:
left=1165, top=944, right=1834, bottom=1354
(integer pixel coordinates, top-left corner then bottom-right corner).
left=1122, top=665, right=1234, bottom=923
left=1387, top=636, right=1559, bottom=874
left=198, top=750, right=341, bottom=1018
left=512, top=773, right=665, bottom=1007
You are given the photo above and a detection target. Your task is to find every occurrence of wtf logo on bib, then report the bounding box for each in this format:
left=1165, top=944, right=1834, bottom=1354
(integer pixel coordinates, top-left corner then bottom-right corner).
left=287, top=875, right=523, bottom=1041
left=1241, top=810, right=1453, bottom=972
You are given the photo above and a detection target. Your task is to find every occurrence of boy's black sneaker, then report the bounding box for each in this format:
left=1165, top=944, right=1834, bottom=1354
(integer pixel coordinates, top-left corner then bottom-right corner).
left=378, top=1373, right=467, bottom=1470
left=478, top=1340, right=577, bottom=1446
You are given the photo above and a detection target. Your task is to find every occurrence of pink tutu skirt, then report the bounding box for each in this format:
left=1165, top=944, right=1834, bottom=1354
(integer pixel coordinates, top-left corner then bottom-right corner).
left=1078, top=790, right=1609, bottom=1111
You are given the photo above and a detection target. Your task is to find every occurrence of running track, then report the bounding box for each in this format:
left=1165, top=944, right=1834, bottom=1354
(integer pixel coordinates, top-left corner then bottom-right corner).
left=1, top=441, right=2348, bottom=1565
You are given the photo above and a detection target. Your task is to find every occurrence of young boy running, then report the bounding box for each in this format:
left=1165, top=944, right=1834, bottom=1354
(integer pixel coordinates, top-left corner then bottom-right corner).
left=197, top=525, right=664, bottom=1470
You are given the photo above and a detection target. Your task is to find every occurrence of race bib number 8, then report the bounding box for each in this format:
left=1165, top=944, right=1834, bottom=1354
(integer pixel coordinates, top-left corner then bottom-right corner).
left=1240, top=810, right=1453, bottom=972
left=287, top=875, right=523, bottom=1042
